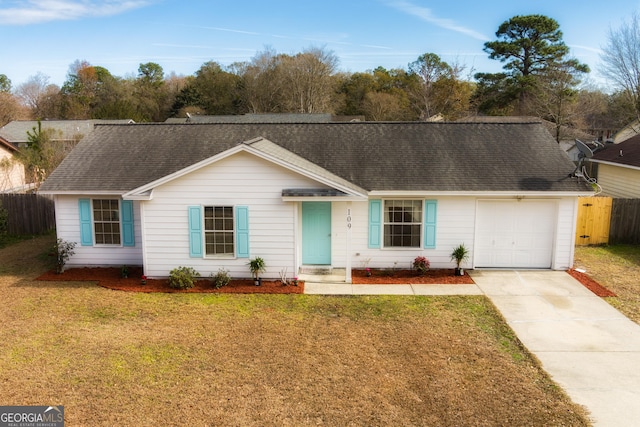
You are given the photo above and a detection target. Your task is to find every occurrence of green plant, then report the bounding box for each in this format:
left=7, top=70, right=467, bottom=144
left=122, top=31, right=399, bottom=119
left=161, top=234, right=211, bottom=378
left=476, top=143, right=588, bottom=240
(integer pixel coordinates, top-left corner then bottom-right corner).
left=211, top=268, right=231, bottom=289
left=54, top=238, right=76, bottom=274
left=248, top=257, right=266, bottom=280
left=168, top=266, right=200, bottom=289
left=412, top=256, right=430, bottom=275
left=121, top=265, right=129, bottom=278
left=450, top=243, right=469, bottom=268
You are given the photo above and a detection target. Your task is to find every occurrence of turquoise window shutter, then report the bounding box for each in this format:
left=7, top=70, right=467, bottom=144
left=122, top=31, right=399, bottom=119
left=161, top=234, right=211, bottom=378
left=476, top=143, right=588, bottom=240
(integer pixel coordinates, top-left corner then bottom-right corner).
left=188, top=206, right=203, bottom=258
left=78, top=198, right=93, bottom=246
left=368, top=199, right=382, bottom=248
left=121, top=200, right=135, bottom=247
left=423, top=200, right=437, bottom=249
left=235, top=206, right=250, bottom=258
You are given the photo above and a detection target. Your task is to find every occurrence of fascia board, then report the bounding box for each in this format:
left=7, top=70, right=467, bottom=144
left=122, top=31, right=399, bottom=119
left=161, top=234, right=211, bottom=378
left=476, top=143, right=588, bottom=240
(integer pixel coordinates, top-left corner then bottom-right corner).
left=37, top=190, right=126, bottom=196
left=590, top=159, right=640, bottom=171
left=282, top=195, right=368, bottom=202
left=368, top=190, right=595, bottom=197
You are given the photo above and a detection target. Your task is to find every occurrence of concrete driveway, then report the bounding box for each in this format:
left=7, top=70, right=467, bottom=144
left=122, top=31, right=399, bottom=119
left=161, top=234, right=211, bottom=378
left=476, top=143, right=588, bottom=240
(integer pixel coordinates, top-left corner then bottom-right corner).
left=470, top=270, right=640, bottom=427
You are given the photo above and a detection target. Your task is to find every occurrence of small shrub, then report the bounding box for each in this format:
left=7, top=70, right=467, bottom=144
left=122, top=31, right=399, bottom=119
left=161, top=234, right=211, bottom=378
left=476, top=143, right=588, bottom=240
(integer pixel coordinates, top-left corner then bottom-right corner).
left=248, top=257, right=266, bottom=280
left=54, top=238, right=76, bottom=274
left=211, top=268, right=231, bottom=289
left=412, top=256, right=430, bottom=275
left=168, top=266, right=200, bottom=289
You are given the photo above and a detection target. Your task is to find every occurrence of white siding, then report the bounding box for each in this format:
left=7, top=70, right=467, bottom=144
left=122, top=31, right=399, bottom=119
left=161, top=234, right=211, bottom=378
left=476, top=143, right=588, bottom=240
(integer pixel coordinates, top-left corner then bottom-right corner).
left=348, top=196, right=576, bottom=272
left=554, top=197, right=578, bottom=270
left=54, top=195, right=143, bottom=268
left=597, top=164, right=640, bottom=198
left=143, top=152, right=327, bottom=278
left=349, top=197, right=477, bottom=271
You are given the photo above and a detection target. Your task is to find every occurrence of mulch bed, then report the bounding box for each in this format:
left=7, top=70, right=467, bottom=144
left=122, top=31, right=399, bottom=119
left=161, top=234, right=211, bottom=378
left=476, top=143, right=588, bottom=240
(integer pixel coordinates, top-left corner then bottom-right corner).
left=352, top=268, right=475, bottom=284
left=36, top=267, right=304, bottom=294
left=36, top=266, right=615, bottom=297
left=567, top=268, right=617, bottom=297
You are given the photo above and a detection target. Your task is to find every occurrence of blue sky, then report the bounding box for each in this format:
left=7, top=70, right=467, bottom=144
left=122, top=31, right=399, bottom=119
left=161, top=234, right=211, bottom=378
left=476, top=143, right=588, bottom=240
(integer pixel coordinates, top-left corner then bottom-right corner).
left=0, top=0, right=637, bottom=89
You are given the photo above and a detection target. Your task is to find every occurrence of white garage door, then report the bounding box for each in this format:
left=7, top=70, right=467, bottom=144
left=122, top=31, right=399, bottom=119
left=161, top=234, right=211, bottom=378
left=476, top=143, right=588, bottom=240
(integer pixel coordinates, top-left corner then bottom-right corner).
left=475, top=200, right=557, bottom=269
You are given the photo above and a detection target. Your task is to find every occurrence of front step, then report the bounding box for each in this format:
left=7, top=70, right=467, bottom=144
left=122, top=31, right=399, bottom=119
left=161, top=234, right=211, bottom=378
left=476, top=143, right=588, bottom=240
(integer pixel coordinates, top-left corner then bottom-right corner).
left=298, top=267, right=347, bottom=283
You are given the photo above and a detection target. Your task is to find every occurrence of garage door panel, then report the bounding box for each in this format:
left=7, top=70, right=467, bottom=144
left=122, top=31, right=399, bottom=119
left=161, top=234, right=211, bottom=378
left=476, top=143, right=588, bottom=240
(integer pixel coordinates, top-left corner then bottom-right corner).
left=476, top=201, right=556, bottom=269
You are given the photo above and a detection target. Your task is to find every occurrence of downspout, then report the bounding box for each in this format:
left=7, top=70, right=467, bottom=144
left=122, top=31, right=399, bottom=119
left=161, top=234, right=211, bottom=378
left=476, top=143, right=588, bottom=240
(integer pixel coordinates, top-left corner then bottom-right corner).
left=345, top=201, right=352, bottom=283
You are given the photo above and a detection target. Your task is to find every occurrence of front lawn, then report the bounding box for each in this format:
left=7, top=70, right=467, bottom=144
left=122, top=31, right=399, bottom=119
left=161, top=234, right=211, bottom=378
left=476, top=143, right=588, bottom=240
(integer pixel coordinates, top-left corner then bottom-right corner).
left=0, top=236, right=590, bottom=426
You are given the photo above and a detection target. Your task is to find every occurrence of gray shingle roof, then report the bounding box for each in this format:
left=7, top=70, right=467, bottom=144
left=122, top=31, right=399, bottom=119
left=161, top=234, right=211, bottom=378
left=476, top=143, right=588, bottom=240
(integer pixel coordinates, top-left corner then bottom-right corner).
left=591, top=134, right=640, bottom=168
left=39, top=122, right=592, bottom=194
left=165, top=114, right=365, bottom=124
left=0, top=120, right=134, bottom=145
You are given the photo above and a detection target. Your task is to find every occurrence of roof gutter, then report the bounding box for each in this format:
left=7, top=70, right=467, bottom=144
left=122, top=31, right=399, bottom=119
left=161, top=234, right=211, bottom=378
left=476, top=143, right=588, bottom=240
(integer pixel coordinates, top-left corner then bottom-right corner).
left=590, top=159, right=640, bottom=171
left=368, top=190, right=595, bottom=197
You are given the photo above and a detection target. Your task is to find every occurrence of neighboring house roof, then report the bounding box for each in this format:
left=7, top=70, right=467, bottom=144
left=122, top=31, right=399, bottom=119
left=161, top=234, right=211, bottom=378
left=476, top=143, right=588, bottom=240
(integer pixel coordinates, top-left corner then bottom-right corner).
left=0, top=136, right=17, bottom=153
left=166, top=113, right=365, bottom=124
left=613, top=120, right=640, bottom=143
left=591, top=134, right=640, bottom=170
left=459, top=115, right=543, bottom=123
left=0, top=119, right=135, bottom=146
left=39, top=122, right=592, bottom=195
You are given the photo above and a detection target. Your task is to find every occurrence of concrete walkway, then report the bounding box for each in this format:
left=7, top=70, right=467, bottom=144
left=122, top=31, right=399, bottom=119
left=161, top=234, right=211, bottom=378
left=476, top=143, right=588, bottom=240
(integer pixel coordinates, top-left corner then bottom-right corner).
left=303, top=282, right=482, bottom=295
left=304, top=270, right=640, bottom=426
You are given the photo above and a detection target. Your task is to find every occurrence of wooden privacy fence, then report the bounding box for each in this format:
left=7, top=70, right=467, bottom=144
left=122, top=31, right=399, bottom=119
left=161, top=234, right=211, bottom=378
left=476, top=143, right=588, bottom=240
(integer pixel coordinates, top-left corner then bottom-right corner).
left=576, top=196, right=640, bottom=246
left=0, top=194, right=55, bottom=235
left=609, top=199, right=640, bottom=245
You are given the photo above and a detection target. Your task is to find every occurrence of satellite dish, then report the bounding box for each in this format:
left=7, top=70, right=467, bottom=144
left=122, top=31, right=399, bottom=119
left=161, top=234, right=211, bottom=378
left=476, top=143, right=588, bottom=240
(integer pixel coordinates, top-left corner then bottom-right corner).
left=575, top=139, right=593, bottom=158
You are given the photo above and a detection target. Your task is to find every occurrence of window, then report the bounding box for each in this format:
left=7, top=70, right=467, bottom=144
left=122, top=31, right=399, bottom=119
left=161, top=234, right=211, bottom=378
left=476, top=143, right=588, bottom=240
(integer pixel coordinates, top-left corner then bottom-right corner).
left=383, top=200, right=422, bottom=248
left=93, top=199, right=121, bottom=245
left=204, top=206, right=234, bottom=255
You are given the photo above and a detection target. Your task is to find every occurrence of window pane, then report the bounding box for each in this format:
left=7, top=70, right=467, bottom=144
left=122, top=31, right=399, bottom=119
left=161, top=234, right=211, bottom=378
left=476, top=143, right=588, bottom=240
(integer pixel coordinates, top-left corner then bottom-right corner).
left=383, top=200, right=422, bottom=248
left=92, top=199, right=121, bottom=246
left=204, top=205, right=235, bottom=255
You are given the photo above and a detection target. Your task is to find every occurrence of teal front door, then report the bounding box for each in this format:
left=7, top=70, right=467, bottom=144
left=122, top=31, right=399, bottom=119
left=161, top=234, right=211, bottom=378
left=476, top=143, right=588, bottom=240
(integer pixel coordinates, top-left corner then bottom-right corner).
left=302, top=202, right=331, bottom=265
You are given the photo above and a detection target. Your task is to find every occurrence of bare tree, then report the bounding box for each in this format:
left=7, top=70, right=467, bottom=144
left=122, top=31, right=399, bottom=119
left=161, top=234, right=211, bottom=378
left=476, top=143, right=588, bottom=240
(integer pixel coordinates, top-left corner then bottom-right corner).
left=238, top=46, right=285, bottom=113
left=280, top=47, right=339, bottom=113
left=408, top=53, right=452, bottom=119
left=16, top=73, right=51, bottom=117
left=0, top=92, right=25, bottom=126
left=601, top=13, right=640, bottom=120
left=363, top=92, right=404, bottom=121
left=529, top=62, right=587, bottom=142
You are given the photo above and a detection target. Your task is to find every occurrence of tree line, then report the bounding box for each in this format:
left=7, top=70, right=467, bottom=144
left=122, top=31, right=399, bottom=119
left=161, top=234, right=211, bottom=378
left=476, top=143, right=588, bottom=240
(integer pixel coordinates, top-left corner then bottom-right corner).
left=1, top=14, right=639, bottom=140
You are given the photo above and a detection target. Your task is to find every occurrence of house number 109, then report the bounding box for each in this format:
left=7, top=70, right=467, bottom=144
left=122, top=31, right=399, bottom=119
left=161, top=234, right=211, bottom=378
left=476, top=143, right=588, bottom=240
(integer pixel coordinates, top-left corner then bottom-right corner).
left=347, top=209, right=352, bottom=229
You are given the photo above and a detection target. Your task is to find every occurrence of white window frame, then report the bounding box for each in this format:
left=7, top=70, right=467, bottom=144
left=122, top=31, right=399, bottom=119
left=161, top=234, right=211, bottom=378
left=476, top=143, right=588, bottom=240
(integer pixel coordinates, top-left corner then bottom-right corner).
left=203, top=205, right=235, bottom=257
left=92, top=198, right=122, bottom=246
left=382, top=199, right=423, bottom=249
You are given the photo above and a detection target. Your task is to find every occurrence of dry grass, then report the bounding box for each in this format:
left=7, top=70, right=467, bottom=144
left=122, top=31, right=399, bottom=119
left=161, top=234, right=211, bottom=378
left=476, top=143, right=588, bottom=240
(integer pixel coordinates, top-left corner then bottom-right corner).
left=0, top=235, right=590, bottom=426
left=574, top=245, right=640, bottom=324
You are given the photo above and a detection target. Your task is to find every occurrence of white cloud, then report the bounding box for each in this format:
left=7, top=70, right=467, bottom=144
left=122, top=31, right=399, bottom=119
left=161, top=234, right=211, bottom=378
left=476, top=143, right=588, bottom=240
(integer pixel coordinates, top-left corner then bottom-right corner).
left=386, top=0, right=489, bottom=41
left=0, top=0, right=151, bottom=25
left=570, top=44, right=604, bottom=55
